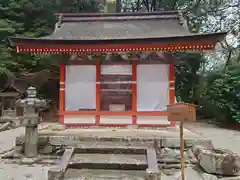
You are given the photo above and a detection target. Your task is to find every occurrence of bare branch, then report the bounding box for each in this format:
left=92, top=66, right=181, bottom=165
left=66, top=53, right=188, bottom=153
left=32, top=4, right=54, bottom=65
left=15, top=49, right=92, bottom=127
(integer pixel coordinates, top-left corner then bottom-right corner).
left=219, top=39, right=232, bottom=52
left=131, top=3, right=135, bottom=12
left=184, top=0, right=227, bottom=18
left=171, top=0, right=178, bottom=10
left=151, top=0, right=156, bottom=11
left=142, top=0, right=149, bottom=11
left=136, top=0, right=141, bottom=11
left=224, top=50, right=233, bottom=69
left=183, top=0, right=201, bottom=14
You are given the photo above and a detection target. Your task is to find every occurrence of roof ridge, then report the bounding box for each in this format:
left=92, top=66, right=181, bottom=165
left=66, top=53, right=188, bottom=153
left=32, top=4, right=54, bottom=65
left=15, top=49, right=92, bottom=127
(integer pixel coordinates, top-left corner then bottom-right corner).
left=61, top=15, right=180, bottom=23
left=55, top=11, right=180, bottom=18
left=55, top=11, right=182, bottom=25
left=10, top=78, right=27, bottom=93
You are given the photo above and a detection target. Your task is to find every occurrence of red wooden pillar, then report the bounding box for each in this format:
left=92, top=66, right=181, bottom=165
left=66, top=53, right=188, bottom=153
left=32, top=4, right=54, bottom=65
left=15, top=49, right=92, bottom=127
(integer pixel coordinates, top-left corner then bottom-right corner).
left=59, top=64, right=66, bottom=124
left=169, top=64, right=175, bottom=104
left=96, top=58, right=101, bottom=125
left=169, top=64, right=176, bottom=126
left=132, top=59, right=137, bottom=125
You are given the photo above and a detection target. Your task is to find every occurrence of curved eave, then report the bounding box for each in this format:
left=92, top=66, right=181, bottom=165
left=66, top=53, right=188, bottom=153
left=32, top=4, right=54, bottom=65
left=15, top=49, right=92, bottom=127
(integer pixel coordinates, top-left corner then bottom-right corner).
left=9, top=32, right=227, bottom=54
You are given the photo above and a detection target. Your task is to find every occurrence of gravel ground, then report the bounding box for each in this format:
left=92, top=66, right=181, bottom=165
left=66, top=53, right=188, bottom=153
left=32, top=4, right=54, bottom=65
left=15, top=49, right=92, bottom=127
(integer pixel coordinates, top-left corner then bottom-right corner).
left=0, top=123, right=51, bottom=155
left=0, top=164, right=49, bottom=180
left=184, top=122, right=240, bottom=155
left=0, top=124, right=53, bottom=180
left=0, top=127, right=25, bottom=154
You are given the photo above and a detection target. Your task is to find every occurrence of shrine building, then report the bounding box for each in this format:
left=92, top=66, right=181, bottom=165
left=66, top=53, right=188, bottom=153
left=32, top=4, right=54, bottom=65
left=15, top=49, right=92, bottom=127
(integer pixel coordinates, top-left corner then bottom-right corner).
left=8, top=11, right=226, bottom=127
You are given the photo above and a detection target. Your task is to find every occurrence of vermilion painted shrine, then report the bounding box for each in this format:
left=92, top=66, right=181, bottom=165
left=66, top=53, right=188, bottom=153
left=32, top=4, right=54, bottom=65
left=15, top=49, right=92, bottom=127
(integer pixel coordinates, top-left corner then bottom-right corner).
left=9, top=11, right=226, bottom=127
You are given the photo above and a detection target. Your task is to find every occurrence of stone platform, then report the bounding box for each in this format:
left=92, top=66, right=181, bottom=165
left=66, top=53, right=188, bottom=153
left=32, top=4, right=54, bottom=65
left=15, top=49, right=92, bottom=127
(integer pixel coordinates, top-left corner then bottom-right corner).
left=40, top=124, right=211, bottom=180
left=39, top=123, right=201, bottom=139
left=2, top=123, right=221, bottom=180
left=36, top=123, right=208, bottom=148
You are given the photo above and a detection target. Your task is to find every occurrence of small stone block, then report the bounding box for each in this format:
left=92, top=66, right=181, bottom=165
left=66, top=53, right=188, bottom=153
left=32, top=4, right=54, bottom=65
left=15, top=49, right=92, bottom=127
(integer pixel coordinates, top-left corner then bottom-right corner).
left=48, top=146, right=74, bottom=179
left=162, top=138, right=180, bottom=148
left=197, top=148, right=240, bottom=176
left=51, top=124, right=66, bottom=131
left=145, top=172, right=161, bottom=180
left=147, top=148, right=158, bottom=171
left=39, top=145, right=54, bottom=154
left=48, top=170, right=64, bottom=180
left=0, top=122, right=11, bottom=131
left=15, top=135, right=25, bottom=145
left=21, top=157, right=40, bottom=165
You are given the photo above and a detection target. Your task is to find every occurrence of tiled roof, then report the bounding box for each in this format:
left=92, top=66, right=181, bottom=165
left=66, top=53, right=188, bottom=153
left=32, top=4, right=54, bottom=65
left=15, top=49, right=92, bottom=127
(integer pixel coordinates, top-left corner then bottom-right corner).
left=42, top=11, right=190, bottom=40
left=8, top=11, right=226, bottom=54
left=0, top=69, right=28, bottom=93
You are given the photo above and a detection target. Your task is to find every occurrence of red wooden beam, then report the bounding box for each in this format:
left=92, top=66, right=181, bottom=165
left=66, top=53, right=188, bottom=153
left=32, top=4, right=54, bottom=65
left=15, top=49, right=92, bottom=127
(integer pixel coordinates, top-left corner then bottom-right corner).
left=16, top=41, right=216, bottom=54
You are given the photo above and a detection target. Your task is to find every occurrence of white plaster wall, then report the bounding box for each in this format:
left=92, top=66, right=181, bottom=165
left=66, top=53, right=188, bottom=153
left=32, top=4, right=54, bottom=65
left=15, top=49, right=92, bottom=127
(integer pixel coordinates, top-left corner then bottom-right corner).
left=64, top=115, right=96, bottom=124
left=65, top=65, right=96, bottom=111
left=137, top=116, right=170, bottom=125
left=100, top=116, right=132, bottom=124
left=137, top=64, right=169, bottom=111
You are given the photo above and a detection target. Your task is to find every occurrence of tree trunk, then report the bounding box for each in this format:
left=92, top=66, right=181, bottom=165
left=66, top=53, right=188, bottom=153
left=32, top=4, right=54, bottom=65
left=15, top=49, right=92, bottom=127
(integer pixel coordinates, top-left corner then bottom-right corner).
left=116, top=0, right=121, bottom=12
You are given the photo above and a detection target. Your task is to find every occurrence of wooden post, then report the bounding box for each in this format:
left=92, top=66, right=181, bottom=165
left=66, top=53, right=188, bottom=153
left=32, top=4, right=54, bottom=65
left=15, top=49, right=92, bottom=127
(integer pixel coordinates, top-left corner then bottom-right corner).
left=180, top=119, right=185, bottom=180
left=167, top=103, right=196, bottom=180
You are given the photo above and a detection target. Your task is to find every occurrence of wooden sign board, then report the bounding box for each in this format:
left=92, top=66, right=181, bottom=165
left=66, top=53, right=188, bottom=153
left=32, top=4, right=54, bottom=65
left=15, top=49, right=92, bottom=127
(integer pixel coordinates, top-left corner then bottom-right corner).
left=167, top=103, right=196, bottom=122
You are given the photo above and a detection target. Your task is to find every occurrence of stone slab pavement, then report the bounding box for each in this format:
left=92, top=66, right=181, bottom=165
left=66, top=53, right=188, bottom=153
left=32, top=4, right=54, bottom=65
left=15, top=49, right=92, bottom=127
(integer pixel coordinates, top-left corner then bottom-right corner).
left=0, top=127, right=25, bottom=154
left=0, top=123, right=52, bottom=180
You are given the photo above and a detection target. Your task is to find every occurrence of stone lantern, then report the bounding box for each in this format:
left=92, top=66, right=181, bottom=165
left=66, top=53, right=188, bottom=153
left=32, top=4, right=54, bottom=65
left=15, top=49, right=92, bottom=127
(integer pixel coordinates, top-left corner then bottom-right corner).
left=16, top=86, right=46, bottom=158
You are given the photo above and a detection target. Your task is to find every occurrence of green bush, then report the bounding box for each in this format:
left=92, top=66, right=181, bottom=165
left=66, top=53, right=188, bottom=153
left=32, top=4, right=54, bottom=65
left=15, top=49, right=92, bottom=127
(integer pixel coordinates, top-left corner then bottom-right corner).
left=200, top=67, right=240, bottom=123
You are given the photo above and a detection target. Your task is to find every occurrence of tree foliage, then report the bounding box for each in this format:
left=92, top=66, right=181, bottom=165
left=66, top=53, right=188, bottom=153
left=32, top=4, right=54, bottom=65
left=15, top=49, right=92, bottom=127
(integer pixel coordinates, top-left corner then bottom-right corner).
left=0, top=0, right=100, bottom=72
left=198, top=65, right=240, bottom=123
left=0, top=0, right=100, bottom=103
left=122, top=0, right=240, bottom=123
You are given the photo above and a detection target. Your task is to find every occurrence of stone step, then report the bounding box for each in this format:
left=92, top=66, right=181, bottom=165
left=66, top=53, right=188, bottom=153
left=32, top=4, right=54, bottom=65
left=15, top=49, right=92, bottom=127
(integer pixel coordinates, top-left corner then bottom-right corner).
left=73, top=141, right=152, bottom=154
left=36, top=135, right=207, bottom=149
left=63, top=168, right=221, bottom=180
left=64, top=169, right=147, bottom=180
left=68, top=154, right=148, bottom=170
